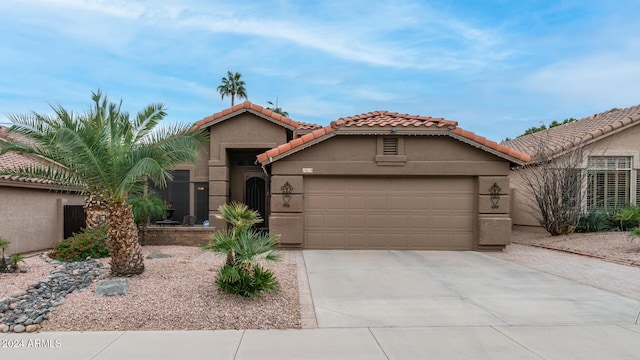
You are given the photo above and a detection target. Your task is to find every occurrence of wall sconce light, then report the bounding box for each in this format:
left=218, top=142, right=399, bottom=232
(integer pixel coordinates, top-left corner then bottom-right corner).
left=281, top=181, right=293, bottom=207
left=490, top=182, right=502, bottom=209
left=390, top=127, right=397, bottom=134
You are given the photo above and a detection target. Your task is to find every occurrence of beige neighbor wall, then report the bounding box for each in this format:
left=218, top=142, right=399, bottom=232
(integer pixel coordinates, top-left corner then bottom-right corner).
left=510, top=124, right=640, bottom=228
left=205, top=113, right=289, bottom=230
left=0, top=184, right=83, bottom=254
left=269, top=135, right=513, bottom=250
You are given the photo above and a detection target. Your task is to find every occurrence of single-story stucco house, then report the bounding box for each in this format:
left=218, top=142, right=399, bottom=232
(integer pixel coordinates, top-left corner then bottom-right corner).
left=167, top=101, right=530, bottom=251
left=0, top=126, right=84, bottom=254
left=503, top=104, right=640, bottom=228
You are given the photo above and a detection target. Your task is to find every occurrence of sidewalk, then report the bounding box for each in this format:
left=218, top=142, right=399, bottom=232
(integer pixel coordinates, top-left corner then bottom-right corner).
left=2, top=325, right=640, bottom=359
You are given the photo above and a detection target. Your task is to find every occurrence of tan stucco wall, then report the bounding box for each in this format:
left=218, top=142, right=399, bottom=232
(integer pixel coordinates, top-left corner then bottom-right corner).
left=273, top=135, right=509, bottom=176
left=0, top=185, right=83, bottom=254
left=509, top=124, right=640, bottom=227
left=204, top=113, right=289, bottom=229
left=269, top=135, right=513, bottom=250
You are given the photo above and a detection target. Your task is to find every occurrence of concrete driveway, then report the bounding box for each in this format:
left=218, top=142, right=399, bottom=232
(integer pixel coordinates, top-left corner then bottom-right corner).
left=303, top=250, right=640, bottom=328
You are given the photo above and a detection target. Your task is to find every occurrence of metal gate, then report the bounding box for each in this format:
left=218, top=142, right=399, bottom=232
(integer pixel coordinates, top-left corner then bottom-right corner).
left=64, top=205, right=86, bottom=238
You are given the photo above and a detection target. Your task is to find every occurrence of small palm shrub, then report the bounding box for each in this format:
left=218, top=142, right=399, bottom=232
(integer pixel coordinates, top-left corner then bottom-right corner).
left=202, top=202, right=281, bottom=298
left=0, top=236, right=10, bottom=272
left=8, top=253, right=25, bottom=272
left=50, top=225, right=109, bottom=262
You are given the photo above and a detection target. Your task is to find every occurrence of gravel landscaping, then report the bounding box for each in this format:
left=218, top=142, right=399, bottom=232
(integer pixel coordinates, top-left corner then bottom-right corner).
left=1, top=246, right=301, bottom=332
left=3, top=230, right=640, bottom=333
left=512, top=229, right=640, bottom=267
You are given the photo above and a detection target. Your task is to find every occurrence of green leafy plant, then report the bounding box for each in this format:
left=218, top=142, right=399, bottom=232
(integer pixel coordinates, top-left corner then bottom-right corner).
left=0, top=236, right=10, bottom=272
left=8, top=253, right=24, bottom=272
left=576, top=210, right=614, bottom=233
left=128, top=192, right=167, bottom=243
left=613, top=205, right=640, bottom=231
left=202, top=202, right=281, bottom=298
left=49, top=225, right=109, bottom=262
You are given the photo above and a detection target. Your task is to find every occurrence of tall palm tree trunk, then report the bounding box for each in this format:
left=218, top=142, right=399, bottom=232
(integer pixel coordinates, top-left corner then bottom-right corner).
left=85, top=192, right=109, bottom=230
left=107, top=200, right=145, bottom=276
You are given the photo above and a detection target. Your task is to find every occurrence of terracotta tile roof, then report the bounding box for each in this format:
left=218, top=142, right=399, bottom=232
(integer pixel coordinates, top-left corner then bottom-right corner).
left=257, top=111, right=531, bottom=164
left=296, top=122, right=323, bottom=131
left=502, top=104, right=640, bottom=158
left=336, top=110, right=458, bottom=129
left=0, top=126, right=56, bottom=185
left=195, top=101, right=306, bottom=130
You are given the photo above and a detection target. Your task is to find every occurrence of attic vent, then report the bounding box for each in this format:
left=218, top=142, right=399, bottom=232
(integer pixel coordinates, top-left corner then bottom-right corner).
left=383, top=138, right=399, bottom=155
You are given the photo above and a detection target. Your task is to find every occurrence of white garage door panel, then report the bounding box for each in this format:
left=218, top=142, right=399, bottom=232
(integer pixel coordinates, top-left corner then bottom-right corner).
left=304, top=177, right=475, bottom=250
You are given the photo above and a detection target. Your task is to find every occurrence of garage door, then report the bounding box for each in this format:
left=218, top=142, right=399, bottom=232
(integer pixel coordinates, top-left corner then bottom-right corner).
left=304, top=177, right=475, bottom=250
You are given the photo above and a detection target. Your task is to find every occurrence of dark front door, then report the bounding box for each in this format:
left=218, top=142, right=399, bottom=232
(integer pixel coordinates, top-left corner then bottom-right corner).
left=244, top=171, right=268, bottom=228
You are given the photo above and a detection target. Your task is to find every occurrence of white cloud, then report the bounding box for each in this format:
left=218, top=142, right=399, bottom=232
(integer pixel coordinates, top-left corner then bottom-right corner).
left=523, top=52, right=640, bottom=108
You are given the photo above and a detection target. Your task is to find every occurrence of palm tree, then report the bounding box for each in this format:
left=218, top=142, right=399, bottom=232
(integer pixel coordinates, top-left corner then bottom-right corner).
left=266, top=98, right=289, bottom=117
left=128, top=191, right=167, bottom=244
left=0, top=90, right=208, bottom=276
left=217, top=71, right=247, bottom=106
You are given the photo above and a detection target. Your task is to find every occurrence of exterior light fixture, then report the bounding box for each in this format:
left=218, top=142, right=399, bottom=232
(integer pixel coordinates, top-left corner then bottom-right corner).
left=490, top=182, right=502, bottom=209
left=281, top=181, right=293, bottom=207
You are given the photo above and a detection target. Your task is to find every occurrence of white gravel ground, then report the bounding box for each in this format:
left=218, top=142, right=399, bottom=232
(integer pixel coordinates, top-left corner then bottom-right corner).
left=4, top=231, right=639, bottom=332
left=1, top=246, right=301, bottom=331
left=0, top=254, right=52, bottom=296
left=512, top=229, right=640, bottom=266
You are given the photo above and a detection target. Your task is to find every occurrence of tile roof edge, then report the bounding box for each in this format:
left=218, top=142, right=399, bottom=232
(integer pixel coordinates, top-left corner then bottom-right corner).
left=195, top=101, right=300, bottom=130
left=451, top=128, right=531, bottom=164
left=258, top=126, right=337, bottom=164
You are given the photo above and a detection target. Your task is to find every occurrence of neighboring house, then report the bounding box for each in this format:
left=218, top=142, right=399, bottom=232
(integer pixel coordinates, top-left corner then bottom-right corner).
left=0, top=126, right=84, bottom=254
left=167, top=101, right=529, bottom=250
left=503, top=105, right=640, bottom=227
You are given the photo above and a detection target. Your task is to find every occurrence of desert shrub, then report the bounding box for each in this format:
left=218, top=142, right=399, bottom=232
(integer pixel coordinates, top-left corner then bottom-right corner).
left=0, top=236, right=10, bottom=272
left=215, top=263, right=279, bottom=298
left=8, top=253, right=24, bottom=272
left=50, top=225, right=109, bottom=262
left=576, top=210, right=614, bottom=233
left=202, top=202, right=281, bottom=298
left=612, top=205, right=640, bottom=231
left=576, top=206, right=640, bottom=233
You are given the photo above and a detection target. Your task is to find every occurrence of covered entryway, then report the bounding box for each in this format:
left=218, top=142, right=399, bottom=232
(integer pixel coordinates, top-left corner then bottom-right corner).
left=304, top=177, right=475, bottom=250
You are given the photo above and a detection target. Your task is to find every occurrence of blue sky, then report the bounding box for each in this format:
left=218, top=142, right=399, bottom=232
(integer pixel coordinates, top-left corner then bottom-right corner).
left=1, top=1, right=639, bottom=141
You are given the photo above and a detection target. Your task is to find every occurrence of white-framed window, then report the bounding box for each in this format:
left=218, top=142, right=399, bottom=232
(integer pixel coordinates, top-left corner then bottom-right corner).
left=586, top=156, right=632, bottom=210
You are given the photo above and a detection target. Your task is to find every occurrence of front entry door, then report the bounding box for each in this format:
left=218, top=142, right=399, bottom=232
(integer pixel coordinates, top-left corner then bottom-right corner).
left=244, top=171, right=269, bottom=228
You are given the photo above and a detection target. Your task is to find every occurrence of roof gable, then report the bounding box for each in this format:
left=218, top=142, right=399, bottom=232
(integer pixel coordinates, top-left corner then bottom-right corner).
left=257, top=110, right=530, bottom=165
left=195, top=101, right=302, bottom=131
left=502, top=104, right=640, bottom=158
left=0, top=126, right=59, bottom=186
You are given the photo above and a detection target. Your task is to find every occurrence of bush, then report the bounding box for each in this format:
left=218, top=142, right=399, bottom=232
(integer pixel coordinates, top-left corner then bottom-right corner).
left=215, top=263, right=279, bottom=298
left=202, top=202, right=282, bottom=298
left=576, top=205, right=640, bottom=233
left=50, top=225, right=109, bottom=262
left=613, top=205, right=640, bottom=231
left=576, top=210, right=614, bottom=233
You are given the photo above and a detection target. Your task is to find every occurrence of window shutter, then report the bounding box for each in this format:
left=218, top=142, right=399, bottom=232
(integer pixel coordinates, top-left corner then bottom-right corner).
left=383, top=138, right=399, bottom=155
left=587, top=156, right=631, bottom=209
left=636, top=170, right=640, bottom=206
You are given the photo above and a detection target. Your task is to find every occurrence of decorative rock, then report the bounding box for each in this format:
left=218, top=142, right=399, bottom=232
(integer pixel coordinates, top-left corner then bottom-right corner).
left=26, top=324, right=38, bottom=333
left=147, top=252, right=172, bottom=259
left=95, top=279, right=129, bottom=296
left=13, top=324, right=25, bottom=333
left=0, top=256, right=106, bottom=333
